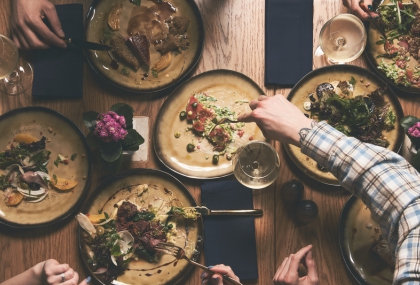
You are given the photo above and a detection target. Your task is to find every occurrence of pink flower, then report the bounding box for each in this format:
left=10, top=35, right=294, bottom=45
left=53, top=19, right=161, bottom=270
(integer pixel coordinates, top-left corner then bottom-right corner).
left=408, top=122, right=420, bottom=138
left=94, top=111, right=128, bottom=142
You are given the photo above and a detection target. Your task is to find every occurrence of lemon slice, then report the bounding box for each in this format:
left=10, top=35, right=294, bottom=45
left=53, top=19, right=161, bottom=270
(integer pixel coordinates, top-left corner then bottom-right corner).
left=51, top=177, right=78, bottom=191
left=14, top=134, right=37, bottom=144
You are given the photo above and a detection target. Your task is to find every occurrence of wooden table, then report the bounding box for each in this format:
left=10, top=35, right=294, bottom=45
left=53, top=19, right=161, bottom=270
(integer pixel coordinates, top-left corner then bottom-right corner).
left=1, top=1, right=420, bottom=284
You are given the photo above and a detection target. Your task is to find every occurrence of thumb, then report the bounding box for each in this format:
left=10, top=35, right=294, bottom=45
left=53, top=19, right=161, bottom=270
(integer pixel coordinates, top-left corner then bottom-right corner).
left=305, top=251, right=319, bottom=283
left=78, top=276, right=92, bottom=285
left=211, top=274, right=224, bottom=285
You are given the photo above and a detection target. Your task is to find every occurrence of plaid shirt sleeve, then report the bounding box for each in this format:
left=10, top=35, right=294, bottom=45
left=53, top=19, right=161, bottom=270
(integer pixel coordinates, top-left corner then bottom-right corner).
left=301, top=121, right=420, bottom=285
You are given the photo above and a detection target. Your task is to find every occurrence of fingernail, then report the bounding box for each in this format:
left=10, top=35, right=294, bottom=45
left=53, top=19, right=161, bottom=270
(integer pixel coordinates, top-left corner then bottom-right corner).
left=208, top=265, right=214, bottom=269
left=200, top=272, right=206, bottom=279
left=85, top=276, right=91, bottom=284
left=212, top=275, right=221, bottom=281
left=373, top=15, right=379, bottom=19
left=58, top=29, right=65, bottom=37
left=368, top=5, right=374, bottom=11
left=201, top=279, right=207, bottom=285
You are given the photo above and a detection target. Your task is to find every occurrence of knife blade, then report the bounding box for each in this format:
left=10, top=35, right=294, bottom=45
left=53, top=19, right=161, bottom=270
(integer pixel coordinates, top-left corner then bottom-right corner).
left=64, top=38, right=114, bottom=51
left=194, top=206, right=263, bottom=216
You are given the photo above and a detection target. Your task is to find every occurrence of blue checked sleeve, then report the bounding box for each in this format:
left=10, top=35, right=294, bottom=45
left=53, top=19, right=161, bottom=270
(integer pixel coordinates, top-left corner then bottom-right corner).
left=301, top=121, right=420, bottom=285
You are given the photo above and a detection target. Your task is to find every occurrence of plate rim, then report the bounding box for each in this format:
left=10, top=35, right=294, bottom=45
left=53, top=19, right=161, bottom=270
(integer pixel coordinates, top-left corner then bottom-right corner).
left=153, top=68, right=266, bottom=179
left=78, top=167, right=203, bottom=285
left=283, top=64, right=405, bottom=186
left=84, top=0, right=205, bottom=95
left=0, top=106, right=93, bottom=229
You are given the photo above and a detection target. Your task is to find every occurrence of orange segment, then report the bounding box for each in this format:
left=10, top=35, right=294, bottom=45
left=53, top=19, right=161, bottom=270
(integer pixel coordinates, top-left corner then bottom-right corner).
left=51, top=177, right=78, bottom=191
left=14, top=134, right=37, bottom=144
left=6, top=191, right=24, bottom=206
left=88, top=213, right=106, bottom=224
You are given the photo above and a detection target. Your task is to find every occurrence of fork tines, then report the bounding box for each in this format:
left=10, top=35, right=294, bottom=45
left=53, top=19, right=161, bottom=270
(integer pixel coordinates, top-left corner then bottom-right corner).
left=155, top=242, right=183, bottom=258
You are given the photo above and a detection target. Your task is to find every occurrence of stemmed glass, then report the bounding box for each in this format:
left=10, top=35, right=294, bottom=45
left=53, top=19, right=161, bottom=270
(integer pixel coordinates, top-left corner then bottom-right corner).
left=0, top=34, right=33, bottom=95
left=313, top=14, right=367, bottom=68
left=232, top=141, right=280, bottom=189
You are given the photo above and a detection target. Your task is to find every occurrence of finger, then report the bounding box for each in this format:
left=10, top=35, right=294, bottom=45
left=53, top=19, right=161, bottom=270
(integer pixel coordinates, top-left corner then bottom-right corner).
left=62, top=270, right=78, bottom=285
left=19, top=26, right=50, bottom=49
left=305, top=250, right=319, bottom=283
left=249, top=99, right=259, bottom=110
left=211, top=274, right=224, bottom=285
left=28, top=18, right=66, bottom=48
left=237, top=112, right=254, bottom=123
left=13, top=32, right=30, bottom=50
left=360, top=1, right=379, bottom=18
left=273, top=257, right=288, bottom=280
left=49, top=263, right=70, bottom=276
left=78, top=276, right=92, bottom=285
left=287, top=245, right=313, bottom=274
left=42, top=3, right=65, bottom=38
left=210, top=265, right=237, bottom=278
left=278, top=255, right=292, bottom=281
left=258, top=95, right=268, bottom=101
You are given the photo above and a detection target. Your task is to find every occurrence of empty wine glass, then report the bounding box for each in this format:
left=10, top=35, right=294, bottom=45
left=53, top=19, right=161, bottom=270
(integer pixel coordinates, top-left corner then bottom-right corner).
left=0, top=34, right=33, bottom=95
left=232, top=141, right=280, bottom=189
left=313, top=14, right=367, bottom=68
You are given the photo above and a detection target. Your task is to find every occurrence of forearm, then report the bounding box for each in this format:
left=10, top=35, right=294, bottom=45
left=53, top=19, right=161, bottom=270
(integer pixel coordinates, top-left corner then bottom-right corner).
left=1, top=261, right=44, bottom=285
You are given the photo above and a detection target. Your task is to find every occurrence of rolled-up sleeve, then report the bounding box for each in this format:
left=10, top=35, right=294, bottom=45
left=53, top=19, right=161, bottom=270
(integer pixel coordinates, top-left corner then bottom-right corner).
left=301, top=121, right=420, bottom=284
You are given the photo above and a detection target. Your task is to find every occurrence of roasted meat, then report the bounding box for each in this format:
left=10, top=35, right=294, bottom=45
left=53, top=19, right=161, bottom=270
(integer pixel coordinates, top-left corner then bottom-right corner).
left=127, top=33, right=151, bottom=67
left=110, top=35, right=140, bottom=70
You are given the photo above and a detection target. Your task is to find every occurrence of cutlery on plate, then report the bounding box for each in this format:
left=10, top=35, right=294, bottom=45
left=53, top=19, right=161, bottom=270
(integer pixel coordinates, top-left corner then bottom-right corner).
left=63, top=38, right=114, bottom=51
left=155, top=242, right=244, bottom=285
left=209, top=117, right=241, bottom=132
left=194, top=206, right=263, bottom=216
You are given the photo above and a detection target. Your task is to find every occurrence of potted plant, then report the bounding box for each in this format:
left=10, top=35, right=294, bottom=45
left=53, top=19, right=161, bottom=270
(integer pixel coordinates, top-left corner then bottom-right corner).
left=83, top=103, right=144, bottom=173
left=400, top=115, right=420, bottom=171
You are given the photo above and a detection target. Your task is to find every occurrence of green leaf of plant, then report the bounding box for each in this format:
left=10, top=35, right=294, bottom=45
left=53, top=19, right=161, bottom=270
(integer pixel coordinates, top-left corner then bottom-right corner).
left=86, top=132, right=101, bottom=149
left=111, top=103, right=134, bottom=129
left=83, top=111, right=99, bottom=132
left=100, top=142, right=122, bottom=162
left=122, top=129, right=137, bottom=147
left=400, top=115, right=420, bottom=132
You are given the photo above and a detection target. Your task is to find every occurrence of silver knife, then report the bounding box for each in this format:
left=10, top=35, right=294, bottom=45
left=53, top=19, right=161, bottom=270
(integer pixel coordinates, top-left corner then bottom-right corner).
left=194, top=206, right=263, bottom=216
left=63, top=38, right=114, bottom=51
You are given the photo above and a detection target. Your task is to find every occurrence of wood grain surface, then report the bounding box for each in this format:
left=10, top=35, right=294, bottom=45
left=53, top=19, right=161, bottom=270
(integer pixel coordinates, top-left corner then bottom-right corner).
left=1, top=1, right=419, bottom=285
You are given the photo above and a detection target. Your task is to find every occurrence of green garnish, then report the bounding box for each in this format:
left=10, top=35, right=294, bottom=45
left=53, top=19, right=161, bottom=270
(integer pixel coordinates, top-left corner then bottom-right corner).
left=71, top=153, right=77, bottom=161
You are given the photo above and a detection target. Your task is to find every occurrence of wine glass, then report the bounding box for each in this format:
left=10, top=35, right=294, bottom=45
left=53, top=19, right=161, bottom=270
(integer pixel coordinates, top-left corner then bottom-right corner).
left=313, top=14, right=367, bottom=68
left=232, top=141, right=280, bottom=189
left=0, top=34, right=33, bottom=95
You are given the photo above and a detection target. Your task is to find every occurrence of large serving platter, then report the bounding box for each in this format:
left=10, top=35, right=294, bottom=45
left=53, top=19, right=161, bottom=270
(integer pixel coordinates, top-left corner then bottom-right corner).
left=284, top=65, right=404, bottom=185
left=365, top=0, right=420, bottom=94
left=78, top=168, right=202, bottom=285
left=153, top=69, right=266, bottom=179
left=0, top=107, right=92, bottom=228
left=85, top=0, right=204, bottom=93
left=339, top=196, right=393, bottom=285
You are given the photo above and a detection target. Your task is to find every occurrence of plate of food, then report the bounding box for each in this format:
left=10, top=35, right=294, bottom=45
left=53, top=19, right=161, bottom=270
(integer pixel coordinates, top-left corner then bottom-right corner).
left=77, top=168, right=202, bottom=285
left=365, top=0, right=420, bottom=94
left=284, top=65, right=404, bottom=185
left=153, top=69, right=266, bottom=179
left=0, top=107, right=92, bottom=228
left=85, top=0, right=204, bottom=93
left=339, top=196, right=394, bottom=285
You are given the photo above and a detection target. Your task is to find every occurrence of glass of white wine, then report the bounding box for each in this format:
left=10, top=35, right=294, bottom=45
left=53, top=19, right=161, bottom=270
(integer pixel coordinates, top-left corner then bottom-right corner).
left=313, top=14, right=367, bottom=68
left=232, top=141, right=280, bottom=189
left=0, top=34, right=33, bottom=96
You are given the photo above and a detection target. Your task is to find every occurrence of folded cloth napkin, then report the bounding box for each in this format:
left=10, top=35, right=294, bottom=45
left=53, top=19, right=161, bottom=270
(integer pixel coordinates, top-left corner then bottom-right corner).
left=32, top=4, right=83, bottom=99
left=265, top=0, right=313, bottom=86
left=201, top=180, right=258, bottom=281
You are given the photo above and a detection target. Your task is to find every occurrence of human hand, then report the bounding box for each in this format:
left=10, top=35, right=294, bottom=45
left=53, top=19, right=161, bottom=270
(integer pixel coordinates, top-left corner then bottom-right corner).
left=200, top=265, right=240, bottom=285
left=237, top=95, right=314, bottom=147
left=36, top=259, right=90, bottom=285
left=342, top=0, right=378, bottom=20
left=272, top=245, right=318, bottom=285
left=10, top=0, right=67, bottom=49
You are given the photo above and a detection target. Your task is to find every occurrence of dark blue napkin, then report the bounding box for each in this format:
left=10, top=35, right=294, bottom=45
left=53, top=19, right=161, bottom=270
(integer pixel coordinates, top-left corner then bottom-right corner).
left=32, top=4, right=83, bottom=99
left=265, top=0, right=313, bottom=86
left=201, top=181, right=258, bottom=281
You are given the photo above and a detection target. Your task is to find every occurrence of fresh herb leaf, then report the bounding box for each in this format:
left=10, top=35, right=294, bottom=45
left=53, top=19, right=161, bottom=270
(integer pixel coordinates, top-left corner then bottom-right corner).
left=151, top=68, right=159, bottom=78
left=71, top=153, right=77, bottom=161
left=54, top=157, right=59, bottom=167
left=132, top=0, right=141, bottom=6
left=349, top=76, right=356, bottom=87
left=53, top=174, right=57, bottom=184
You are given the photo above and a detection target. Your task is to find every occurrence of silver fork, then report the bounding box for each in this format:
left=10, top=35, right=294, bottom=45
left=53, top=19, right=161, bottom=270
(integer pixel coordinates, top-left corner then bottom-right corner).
left=209, top=118, right=240, bottom=133
left=155, top=242, right=243, bottom=285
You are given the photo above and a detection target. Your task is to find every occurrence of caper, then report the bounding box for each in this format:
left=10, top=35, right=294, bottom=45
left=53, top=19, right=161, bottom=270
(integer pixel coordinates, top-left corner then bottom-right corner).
left=174, top=132, right=181, bottom=138
left=179, top=111, right=187, bottom=120
left=212, top=155, right=219, bottom=164
left=19, top=182, right=29, bottom=189
left=192, top=102, right=198, bottom=107
left=187, top=143, right=195, bottom=152
left=96, top=226, right=105, bottom=236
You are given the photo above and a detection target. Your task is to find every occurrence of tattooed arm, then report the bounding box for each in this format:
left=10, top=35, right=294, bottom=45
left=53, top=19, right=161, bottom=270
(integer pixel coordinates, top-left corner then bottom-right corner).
left=238, top=95, right=316, bottom=146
